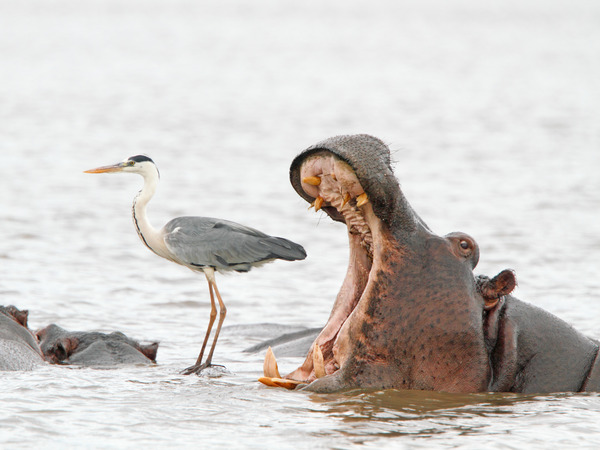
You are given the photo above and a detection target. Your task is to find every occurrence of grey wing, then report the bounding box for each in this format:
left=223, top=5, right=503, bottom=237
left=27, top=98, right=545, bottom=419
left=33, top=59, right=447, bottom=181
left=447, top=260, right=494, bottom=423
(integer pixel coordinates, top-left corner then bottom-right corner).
left=162, top=217, right=306, bottom=272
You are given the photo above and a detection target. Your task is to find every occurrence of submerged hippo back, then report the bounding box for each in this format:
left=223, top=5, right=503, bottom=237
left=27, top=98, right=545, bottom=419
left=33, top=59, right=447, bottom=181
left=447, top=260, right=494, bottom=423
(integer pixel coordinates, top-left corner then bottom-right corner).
left=0, top=310, right=44, bottom=371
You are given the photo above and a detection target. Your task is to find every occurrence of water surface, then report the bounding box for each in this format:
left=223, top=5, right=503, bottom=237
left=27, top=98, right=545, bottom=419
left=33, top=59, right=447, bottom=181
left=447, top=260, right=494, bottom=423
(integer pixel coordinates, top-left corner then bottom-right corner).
left=1, top=0, right=599, bottom=447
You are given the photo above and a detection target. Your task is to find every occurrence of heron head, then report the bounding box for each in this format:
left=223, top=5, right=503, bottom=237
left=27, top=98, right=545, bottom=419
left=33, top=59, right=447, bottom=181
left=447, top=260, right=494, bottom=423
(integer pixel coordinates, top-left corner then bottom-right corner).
left=84, top=155, right=159, bottom=177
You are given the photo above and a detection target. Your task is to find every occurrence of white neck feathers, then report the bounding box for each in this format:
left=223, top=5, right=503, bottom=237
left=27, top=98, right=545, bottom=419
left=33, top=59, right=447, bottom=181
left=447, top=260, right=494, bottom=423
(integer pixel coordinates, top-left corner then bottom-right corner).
left=131, top=166, right=168, bottom=258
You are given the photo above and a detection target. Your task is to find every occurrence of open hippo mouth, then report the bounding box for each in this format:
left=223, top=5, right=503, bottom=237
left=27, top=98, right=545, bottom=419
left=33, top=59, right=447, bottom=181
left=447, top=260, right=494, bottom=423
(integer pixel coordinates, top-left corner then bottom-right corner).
left=260, top=135, right=600, bottom=394
left=260, top=134, right=424, bottom=390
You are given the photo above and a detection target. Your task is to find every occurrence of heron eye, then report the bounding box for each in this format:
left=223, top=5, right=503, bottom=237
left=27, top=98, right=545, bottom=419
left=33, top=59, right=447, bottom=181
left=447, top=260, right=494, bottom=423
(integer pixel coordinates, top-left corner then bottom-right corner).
left=460, top=240, right=469, bottom=250
left=128, top=161, right=135, bottom=166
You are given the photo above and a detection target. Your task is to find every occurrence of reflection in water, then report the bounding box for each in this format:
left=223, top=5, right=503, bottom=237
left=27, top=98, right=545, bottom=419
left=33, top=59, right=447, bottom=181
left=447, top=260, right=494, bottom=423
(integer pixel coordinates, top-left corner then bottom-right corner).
left=316, top=389, right=533, bottom=417
left=308, top=389, right=597, bottom=441
left=311, top=389, right=531, bottom=428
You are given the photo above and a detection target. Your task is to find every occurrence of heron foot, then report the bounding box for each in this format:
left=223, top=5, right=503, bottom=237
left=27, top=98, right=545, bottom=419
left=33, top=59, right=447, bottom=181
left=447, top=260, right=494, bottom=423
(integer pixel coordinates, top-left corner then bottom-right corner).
left=181, top=362, right=226, bottom=376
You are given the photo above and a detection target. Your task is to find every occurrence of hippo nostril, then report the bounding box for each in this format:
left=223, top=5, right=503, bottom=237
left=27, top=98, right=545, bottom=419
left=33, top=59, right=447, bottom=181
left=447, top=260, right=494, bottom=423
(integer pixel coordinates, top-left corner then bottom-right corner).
left=54, top=342, right=69, bottom=362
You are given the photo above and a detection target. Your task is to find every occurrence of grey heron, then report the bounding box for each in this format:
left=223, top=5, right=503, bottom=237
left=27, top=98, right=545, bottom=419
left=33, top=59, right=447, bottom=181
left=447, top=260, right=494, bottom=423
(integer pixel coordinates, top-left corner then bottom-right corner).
left=84, top=155, right=307, bottom=374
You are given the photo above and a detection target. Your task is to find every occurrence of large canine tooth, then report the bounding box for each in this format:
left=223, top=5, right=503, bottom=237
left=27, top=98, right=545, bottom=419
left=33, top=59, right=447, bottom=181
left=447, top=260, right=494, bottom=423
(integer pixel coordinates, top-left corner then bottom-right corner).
left=314, top=196, right=324, bottom=212
left=258, top=376, right=280, bottom=387
left=302, top=176, right=321, bottom=186
left=272, top=378, right=303, bottom=390
left=263, top=347, right=282, bottom=378
left=258, top=377, right=303, bottom=390
left=356, top=192, right=369, bottom=207
left=341, top=192, right=351, bottom=207
left=313, top=344, right=326, bottom=379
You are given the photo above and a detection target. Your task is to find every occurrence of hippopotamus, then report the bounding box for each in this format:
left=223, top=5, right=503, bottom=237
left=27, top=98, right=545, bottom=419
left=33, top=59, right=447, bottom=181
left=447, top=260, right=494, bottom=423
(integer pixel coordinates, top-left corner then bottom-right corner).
left=36, top=324, right=159, bottom=367
left=0, top=305, right=44, bottom=370
left=259, top=134, right=600, bottom=393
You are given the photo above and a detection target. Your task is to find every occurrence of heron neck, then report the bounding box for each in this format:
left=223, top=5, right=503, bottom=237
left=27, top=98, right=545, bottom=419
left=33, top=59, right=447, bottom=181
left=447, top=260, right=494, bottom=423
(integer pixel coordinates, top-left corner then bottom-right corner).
left=132, top=170, right=164, bottom=257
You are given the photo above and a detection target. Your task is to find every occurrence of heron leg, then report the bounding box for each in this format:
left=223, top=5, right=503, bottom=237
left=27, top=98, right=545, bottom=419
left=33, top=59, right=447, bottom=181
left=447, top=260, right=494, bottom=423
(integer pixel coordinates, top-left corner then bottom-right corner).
left=203, top=275, right=227, bottom=366
left=193, top=279, right=217, bottom=366
left=182, top=268, right=227, bottom=375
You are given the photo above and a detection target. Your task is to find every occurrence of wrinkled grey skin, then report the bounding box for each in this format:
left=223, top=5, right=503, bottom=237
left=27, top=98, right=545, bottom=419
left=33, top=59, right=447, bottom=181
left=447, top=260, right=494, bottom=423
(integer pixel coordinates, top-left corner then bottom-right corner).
left=480, top=288, right=600, bottom=393
left=37, top=324, right=158, bottom=367
left=0, top=305, right=44, bottom=371
left=286, top=134, right=600, bottom=393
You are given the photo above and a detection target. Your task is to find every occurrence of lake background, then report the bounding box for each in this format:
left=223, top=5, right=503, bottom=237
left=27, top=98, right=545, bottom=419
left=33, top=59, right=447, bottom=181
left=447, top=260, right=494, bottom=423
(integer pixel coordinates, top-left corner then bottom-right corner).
left=1, top=0, right=599, bottom=447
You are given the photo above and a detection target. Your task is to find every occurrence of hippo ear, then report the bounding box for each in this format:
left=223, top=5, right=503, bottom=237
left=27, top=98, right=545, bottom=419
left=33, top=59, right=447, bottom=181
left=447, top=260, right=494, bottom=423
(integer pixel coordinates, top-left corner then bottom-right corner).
left=478, top=269, right=517, bottom=309
left=5, top=306, right=29, bottom=328
left=492, top=269, right=517, bottom=296
left=12, top=309, right=29, bottom=328
left=139, top=342, right=159, bottom=362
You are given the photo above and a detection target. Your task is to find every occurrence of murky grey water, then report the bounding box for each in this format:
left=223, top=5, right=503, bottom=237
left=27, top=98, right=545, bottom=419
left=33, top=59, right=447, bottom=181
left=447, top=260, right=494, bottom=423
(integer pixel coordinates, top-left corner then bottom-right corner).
left=1, top=0, right=600, bottom=447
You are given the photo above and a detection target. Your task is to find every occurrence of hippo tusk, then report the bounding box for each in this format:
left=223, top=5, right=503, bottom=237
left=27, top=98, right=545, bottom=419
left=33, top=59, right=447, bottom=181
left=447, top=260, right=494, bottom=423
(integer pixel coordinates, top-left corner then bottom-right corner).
left=270, top=378, right=304, bottom=389
left=258, top=376, right=280, bottom=387
left=263, top=346, right=282, bottom=378
left=341, top=192, right=351, bottom=208
left=313, top=344, right=326, bottom=378
left=302, top=176, right=322, bottom=186
left=259, top=347, right=306, bottom=390
left=314, top=196, right=324, bottom=212
left=356, top=192, right=369, bottom=207
left=258, top=376, right=304, bottom=390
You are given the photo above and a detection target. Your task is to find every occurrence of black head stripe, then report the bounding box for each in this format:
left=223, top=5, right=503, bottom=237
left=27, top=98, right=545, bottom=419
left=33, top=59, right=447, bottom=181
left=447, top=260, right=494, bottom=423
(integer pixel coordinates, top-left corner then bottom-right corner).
left=128, top=155, right=155, bottom=164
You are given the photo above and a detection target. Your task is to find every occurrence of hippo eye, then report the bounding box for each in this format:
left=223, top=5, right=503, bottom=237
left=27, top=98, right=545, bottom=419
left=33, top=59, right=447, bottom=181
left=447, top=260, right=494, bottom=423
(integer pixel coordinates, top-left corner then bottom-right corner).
left=446, top=232, right=478, bottom=263
left=457, top=238, right=473, bottom=257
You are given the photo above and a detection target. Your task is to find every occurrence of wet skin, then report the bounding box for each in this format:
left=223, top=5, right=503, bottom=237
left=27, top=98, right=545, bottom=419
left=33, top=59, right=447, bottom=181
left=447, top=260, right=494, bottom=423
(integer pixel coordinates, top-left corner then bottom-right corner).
left=261, top=134, right=599, bottom=393
left=0, top=305, right=44, bottom=370
left=37, top=324, right=158, bottom=366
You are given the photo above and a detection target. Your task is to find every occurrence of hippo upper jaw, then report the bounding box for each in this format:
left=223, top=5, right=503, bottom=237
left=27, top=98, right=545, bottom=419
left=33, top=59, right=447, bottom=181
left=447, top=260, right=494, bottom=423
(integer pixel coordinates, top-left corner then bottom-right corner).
left=289, top=134, right=427, bottom=233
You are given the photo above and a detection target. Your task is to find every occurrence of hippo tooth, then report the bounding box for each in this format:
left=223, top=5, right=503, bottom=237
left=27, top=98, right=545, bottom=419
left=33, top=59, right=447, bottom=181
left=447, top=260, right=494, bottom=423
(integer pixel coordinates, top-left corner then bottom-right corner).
left=341, top=192, right=351, bottom=208
left=308, top=201, right=315, bottom=210
left=330, top=172, right=337, bottom=181
left=302, top=176, right=322, bottom=186
left=258, top=376, right=303, bottom=390
left=263, top=346, right=282, bottom=378
left=258, top=376, right=280, bottom=387
left=356, top=192, right=369, bottom=207
left=272, top=378, right=304, bottom=390
left=484, top=298, right=501, bottom=310
left=313, top=344, right=326, bottom=379
left=314, top=196, right=324, bottom=212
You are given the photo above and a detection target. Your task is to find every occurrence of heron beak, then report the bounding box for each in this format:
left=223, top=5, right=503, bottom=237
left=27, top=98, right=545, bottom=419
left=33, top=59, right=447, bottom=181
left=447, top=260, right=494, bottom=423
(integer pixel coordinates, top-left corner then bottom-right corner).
left=84, top=162, right=128, bottom=174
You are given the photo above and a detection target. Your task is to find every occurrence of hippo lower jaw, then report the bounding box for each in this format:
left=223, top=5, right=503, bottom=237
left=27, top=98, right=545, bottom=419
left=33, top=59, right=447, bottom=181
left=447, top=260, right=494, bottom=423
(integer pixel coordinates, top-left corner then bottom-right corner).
left=260, top=152, right=387, bottom=389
